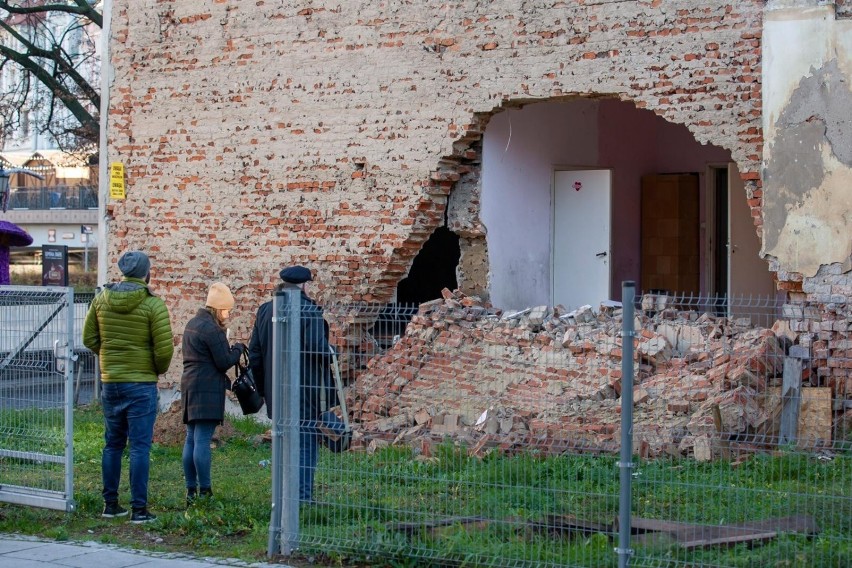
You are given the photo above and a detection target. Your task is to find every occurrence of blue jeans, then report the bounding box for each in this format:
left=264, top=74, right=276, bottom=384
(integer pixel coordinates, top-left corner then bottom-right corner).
left=182, top=420, right=217, bottom=490
left=300, top=420, right=320, bottom=502
left=101, top=382, right=158, bottom=510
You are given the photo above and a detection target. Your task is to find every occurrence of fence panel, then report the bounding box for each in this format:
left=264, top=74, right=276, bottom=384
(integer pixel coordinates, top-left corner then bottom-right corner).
left=270, top=292, right=624, bottom=567
left=627, top=292, right=851, bottom=568
left=266, top=289, right=850, bottom=567
left=0, top=286, right=78, bottom=511
left=72, top=293, right=97, bottom=405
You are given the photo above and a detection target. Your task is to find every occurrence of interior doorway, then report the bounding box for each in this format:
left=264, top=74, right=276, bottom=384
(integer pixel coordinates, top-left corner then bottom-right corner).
left=706, top=164, right=776, bottom=314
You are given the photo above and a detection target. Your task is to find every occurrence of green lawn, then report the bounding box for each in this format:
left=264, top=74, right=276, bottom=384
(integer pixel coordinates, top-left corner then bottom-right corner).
left=0, top=405, right=849, bottom=567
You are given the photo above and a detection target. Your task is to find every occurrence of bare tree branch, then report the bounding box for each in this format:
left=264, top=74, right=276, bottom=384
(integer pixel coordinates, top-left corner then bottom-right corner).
left=0, top=1, right=101, bottom=28
left=0, top=18, right=99, bottom=111
left=0, top=0, right=101, bottom=149
left=0, top=42, right=96, bottom=134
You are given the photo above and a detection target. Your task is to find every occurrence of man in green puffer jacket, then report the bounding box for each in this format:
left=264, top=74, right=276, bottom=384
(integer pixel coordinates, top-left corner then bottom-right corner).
left=83, top=250, right=173, bottom=523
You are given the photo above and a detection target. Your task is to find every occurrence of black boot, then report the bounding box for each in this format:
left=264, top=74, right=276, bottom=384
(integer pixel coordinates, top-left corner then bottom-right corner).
left=186, top=487, right=197, bottom=507
left=199, top=487, right=213, bottom=499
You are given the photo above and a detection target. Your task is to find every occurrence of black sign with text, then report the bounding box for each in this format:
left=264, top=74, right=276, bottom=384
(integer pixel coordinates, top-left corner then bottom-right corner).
left=42, top=244, right=68, bottom=286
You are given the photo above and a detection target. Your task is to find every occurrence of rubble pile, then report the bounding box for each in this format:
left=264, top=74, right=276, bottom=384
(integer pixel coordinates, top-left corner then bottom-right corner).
left=345, top=290, right=846, bottom=459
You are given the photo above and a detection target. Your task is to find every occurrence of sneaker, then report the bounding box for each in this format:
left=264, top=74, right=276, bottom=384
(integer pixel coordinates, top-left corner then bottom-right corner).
left=130, top=508, right=157, bottom=523
left=101, top=502, right=128, bottom=518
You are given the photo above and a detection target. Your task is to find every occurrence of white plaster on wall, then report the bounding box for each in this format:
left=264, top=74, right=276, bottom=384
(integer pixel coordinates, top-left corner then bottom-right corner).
left=763, top=6, right=835, bottom=146
left=769, top=147, right=852, bottom=276
left=763, top=5, right=852, bottom=276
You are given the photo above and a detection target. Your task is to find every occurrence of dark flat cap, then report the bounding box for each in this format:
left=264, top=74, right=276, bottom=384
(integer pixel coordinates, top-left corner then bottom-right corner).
left=279, top=265, right=312, bottom=284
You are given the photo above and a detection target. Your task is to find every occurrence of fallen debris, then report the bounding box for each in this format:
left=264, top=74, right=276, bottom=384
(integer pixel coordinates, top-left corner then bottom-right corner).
left=338, top=290, right=843, bottom=459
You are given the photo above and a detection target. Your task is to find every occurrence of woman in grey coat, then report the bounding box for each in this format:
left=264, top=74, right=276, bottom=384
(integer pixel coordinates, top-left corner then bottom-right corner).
left=181, top=282, right=244, bottom=505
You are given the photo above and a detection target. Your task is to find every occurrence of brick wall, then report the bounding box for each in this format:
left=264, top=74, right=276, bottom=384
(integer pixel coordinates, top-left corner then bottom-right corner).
left=107, top=1, right=765, bottom=380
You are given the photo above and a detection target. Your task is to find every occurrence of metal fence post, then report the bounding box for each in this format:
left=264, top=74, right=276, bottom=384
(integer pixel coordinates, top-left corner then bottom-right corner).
left=271, top=290, right=302, bottom=556
left=617, top=281, right=636, bottom=568
left=283, top=290, right=302, bottom=553
left=94, top=356, right=100, bottom=401
left=267, top=292, right=284, bottom=556
left=63, top=287, right=75, bottom=512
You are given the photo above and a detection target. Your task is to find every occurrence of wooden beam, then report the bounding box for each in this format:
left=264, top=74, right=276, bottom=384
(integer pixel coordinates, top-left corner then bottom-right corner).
left=627, top=514, right=817, bottom=536
left=388, top=516, right=488, bottom=536
left=528, top=515, right=611, bottom=539
left=628, top=515, right=818, bottom=548
left=679, top=531, right=777, bottom=550
left=712, top=404, right=731, bottom=459
left=780, top=357, right=803, bottom=445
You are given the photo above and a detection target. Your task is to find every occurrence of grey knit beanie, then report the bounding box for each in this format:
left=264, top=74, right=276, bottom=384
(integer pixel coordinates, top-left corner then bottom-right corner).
left=117, top=251, right=150, bottom=279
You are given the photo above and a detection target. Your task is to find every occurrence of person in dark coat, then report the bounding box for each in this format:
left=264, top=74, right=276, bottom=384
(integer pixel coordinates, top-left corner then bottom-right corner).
left=248, top=265, right=331, bottom=502
left=181, top=282, right=245, bottom=505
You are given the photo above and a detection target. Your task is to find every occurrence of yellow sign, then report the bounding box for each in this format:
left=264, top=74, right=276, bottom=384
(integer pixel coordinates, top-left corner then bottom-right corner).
left=109, top=162, right=126, bottom=199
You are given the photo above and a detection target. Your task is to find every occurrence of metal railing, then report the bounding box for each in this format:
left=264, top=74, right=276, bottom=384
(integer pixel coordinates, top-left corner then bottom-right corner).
left=264, top=288, right=851, bottom=567
left=7, top=185, right=98, bottom=210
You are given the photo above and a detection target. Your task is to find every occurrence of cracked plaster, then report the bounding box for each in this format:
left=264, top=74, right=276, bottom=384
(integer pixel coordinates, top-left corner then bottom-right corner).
left=763, top=59, right=852, bottom=277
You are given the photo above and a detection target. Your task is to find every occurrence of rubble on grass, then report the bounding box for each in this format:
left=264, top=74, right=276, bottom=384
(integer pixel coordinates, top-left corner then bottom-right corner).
left=341, top=289, right=845, bottom=460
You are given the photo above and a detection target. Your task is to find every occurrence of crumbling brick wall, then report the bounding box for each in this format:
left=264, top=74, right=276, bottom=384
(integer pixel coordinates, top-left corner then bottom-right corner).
left=106, top=1, right=765, bottom=383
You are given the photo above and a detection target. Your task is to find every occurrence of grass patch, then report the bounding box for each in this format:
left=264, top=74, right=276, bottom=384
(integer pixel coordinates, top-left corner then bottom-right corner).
left=0, top=405, right=849, bottom=567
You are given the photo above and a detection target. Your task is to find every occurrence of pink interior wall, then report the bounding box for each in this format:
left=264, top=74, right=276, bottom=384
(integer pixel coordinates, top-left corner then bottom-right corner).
left=482, top=99, right=734, bottom=309
left=598, top=99, right=732, bottom=296
left=482, top=101, right=599, bottom=310
left=597, top=100, right=656, bottom=294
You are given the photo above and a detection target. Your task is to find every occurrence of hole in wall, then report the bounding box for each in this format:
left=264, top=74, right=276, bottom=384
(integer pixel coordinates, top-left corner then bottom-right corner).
left=396, top=226, right=461, bottom=304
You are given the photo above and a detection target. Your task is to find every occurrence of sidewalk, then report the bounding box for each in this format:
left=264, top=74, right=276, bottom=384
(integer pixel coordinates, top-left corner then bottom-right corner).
left=0, top=534, right=293, bottom=568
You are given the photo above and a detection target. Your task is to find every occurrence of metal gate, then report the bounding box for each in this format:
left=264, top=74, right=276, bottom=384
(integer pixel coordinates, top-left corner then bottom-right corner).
left=0, top=286, right=77, bottom=512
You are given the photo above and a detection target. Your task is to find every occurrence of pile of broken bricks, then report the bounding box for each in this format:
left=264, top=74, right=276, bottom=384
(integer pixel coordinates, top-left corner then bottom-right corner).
left=338, top=289, right=847, bottom=460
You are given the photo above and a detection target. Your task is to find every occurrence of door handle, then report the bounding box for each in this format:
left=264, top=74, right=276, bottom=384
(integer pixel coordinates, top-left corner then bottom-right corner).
left=596, top=251, right=607, bottom=258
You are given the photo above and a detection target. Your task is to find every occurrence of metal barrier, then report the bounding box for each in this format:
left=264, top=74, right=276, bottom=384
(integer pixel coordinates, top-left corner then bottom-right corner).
left=72, top=293, right=97, bottom=404
left=265, top=288, right=851, bottom=567
left=627, top=288, right=850, bottom=568
left=0, top=286, right=81, bottom=512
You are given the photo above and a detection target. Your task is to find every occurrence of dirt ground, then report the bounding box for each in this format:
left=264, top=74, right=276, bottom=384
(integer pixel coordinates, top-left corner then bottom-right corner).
left=152, top=400, right=239, bottom=446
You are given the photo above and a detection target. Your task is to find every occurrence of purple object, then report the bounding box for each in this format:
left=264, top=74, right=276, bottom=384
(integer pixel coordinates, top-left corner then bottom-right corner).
left=0, top=220, right=34, bottom=285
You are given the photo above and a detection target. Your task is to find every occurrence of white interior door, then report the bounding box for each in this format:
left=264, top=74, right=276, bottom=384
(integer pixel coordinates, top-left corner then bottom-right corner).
left=552, top=169, right=611, bottom=308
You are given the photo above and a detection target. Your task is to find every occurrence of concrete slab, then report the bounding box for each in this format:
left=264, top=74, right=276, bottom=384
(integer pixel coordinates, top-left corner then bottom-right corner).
left=52, top=548, right=154, bottom=568
left=0, top=559, right=60, bottom=568
left=4, top=541, right=89, bottom=562
left=129, top=560, right=222, bottom=568
left=0, top=535, right=295, bottom=568
left=0, top=539, right=48, bottom=554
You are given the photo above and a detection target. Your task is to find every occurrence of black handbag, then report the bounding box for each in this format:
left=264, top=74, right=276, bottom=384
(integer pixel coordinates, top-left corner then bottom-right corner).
left=318, top=346, right=352, bottom=453
left=232, top=348, right=263, bottom=415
